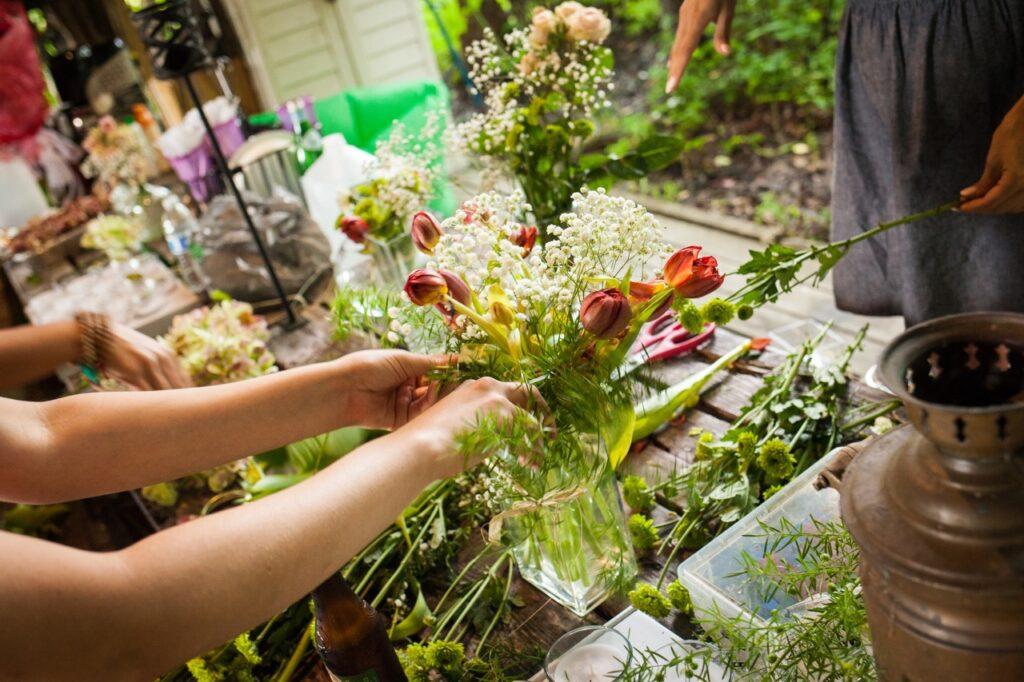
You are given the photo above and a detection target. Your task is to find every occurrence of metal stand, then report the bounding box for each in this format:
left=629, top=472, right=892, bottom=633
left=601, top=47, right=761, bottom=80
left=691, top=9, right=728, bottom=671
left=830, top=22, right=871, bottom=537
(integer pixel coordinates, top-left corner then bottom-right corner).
left=181, top=74, right=300, bottom=327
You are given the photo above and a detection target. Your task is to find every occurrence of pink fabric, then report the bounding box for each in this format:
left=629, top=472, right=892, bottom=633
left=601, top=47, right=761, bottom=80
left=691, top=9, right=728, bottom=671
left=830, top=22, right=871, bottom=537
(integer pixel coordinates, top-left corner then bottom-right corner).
left=0, top=2, right=48, bottom=146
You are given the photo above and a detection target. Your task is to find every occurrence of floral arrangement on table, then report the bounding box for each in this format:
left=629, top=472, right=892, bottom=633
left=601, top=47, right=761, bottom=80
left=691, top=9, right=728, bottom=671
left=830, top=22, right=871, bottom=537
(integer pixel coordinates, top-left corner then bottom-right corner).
left=80, top=115, right=153, bottom=191
left=452, top=2, right=684, bottom=235
left=335, top=115, right=444, bottom=282
left=338, top=186, right=752, bottom=615
left=80, top=214, right=144, bottom=262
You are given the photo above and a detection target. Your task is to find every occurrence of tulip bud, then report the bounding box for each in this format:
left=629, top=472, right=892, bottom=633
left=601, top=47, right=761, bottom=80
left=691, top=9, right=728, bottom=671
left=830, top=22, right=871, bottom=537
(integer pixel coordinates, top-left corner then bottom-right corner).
left=403, top=269, right=448, bottom=306
left=664, top=245, right=724, bottom=299
left=580, top=288, right=632, bottom=339
left=630, top=279, right=673, bottom=317
left=512, top=225, right=538, bottom=255
left=337, top=214, right=370, bottom=244
left=411, top=211, right=441, bottom=254
left=438, top=270, right=471, bottom=307
left=487, top=284, right=517, bottom=326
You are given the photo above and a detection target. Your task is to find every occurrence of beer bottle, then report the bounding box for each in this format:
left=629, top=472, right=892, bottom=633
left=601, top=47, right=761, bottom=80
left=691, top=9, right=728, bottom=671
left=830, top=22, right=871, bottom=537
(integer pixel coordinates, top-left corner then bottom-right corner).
left=311, top=573, right=408, bottom=682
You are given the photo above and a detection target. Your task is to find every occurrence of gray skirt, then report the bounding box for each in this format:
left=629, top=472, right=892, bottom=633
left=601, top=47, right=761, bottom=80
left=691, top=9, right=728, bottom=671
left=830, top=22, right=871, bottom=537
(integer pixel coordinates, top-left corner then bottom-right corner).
left=832, top=0, right=1024, bottom=325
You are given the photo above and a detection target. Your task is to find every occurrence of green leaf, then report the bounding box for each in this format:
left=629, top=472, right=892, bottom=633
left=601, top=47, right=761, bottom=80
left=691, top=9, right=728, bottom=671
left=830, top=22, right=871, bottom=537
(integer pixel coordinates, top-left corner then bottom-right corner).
left=247, top=473, right=309, bottom=495
left=708, top=477, right=750, bottom=501
left=389, top=585, right=433, bottom=640
left=602, top=401, right=637, bottom=470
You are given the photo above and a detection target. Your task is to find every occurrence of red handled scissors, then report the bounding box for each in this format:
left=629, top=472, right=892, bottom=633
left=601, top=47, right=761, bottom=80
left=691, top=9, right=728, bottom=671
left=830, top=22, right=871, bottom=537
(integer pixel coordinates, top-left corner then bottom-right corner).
left=628, top=310, right=715, bottom=366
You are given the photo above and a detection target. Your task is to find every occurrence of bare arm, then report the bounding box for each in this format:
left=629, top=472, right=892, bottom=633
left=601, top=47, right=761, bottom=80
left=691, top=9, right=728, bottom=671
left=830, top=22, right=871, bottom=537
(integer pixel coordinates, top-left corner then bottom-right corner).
left=0, top=350, right=444, bottom=504
left=0, top=318, right=190, bottom=390
left=0, top=377, right=531, bottom=680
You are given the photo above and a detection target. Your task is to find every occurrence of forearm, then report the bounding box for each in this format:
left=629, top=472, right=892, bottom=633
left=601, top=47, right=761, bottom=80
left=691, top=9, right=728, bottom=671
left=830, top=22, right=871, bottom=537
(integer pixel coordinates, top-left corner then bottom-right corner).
left=7, top=359, right=359, bottom=503
left=0, top=320, right=80, bottom=388
left=0, top=432, right=440, bottom=680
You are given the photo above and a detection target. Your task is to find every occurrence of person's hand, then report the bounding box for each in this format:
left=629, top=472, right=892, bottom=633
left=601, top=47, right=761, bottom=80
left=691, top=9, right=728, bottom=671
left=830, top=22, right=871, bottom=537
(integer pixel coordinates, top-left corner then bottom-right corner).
left=393, top=376, right=543, bottom=478
left=337, top=350, right=452, bottom=430
left=960, top=96, right=1024, bottom=214
left=666, top=0, right=736, bottom=93
left=105, top=323, right=192, bottom=390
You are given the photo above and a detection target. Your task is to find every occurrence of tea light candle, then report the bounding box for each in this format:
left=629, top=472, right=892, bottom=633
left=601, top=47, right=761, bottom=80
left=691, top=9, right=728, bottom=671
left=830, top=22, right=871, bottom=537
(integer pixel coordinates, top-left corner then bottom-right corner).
left=549, top=642, right=626, bottom=681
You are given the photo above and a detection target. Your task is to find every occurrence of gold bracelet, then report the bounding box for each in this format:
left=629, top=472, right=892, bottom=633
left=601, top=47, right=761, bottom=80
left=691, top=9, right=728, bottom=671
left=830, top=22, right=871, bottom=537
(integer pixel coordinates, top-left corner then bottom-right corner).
left=74, top=311, right=112, bottom=371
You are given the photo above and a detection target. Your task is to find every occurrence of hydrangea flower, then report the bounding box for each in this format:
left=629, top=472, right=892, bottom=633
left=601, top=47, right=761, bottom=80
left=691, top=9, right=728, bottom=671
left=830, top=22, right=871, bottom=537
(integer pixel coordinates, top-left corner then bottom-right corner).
left=628, top=513, right=658, bottom=551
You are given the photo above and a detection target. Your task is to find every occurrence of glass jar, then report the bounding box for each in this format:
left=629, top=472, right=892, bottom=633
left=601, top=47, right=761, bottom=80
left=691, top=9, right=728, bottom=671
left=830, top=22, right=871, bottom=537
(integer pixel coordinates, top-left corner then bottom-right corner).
left=366, top=231, right=421, bottom=289
left=505, top=437, right=637, bottom=617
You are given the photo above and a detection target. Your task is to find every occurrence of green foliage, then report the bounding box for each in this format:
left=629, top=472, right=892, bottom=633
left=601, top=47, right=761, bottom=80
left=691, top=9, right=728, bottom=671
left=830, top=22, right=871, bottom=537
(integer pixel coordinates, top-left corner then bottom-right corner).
left=628, top=582, right=672, bottom=618
left=1, top=503, right=70, bottom=537
left=647, top=0, right=842, bottom=138
left=707, top=518, right=873, bottom=681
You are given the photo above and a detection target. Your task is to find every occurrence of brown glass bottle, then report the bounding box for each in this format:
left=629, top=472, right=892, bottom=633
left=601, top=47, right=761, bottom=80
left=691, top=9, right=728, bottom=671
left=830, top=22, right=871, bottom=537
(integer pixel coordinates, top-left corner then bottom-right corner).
left=311, top=573, right=408, bottom=682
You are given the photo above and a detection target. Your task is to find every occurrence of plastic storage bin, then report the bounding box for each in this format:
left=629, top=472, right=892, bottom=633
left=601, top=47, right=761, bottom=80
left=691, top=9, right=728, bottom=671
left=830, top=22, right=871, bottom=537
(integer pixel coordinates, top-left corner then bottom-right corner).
left=677, top=448, right=844, bottom=624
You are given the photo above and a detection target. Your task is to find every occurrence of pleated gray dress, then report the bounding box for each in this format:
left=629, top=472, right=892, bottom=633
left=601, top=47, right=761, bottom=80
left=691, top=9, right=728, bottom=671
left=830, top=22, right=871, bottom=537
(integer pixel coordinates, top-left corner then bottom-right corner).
left=832, top=0, right=1024, bottom=326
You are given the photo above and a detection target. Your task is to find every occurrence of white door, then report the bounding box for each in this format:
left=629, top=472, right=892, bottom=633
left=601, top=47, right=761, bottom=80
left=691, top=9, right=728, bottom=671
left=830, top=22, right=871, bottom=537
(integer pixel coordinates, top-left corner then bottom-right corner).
left=225, top=0, right=440, bottom=107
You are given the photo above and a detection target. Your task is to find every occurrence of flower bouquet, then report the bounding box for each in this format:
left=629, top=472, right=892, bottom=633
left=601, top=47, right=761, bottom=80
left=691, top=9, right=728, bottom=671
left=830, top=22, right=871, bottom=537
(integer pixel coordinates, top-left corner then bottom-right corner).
left=336, top=116, right=444, bottom=286
left=80, top=214, right=144, bottom=262
left=81, top=115, right=153, bottom=191
left=365, top=187, right=735, bottom=614
left=452, top=2, right=684, bottom=236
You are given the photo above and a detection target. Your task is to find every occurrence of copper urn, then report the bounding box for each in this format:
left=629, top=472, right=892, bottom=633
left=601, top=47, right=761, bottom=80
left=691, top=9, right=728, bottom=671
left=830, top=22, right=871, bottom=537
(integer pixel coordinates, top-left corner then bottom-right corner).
left=841, top=312, right=1024, bottom=680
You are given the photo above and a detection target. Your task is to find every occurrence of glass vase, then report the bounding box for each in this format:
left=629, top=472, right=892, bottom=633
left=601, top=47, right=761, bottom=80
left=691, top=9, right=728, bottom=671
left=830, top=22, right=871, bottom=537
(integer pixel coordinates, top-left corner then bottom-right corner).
left=366, top=231, right=421, bottom=288
left=505, top=441, right=637, bottom=617
left=110, top=182, right=170, bottom=243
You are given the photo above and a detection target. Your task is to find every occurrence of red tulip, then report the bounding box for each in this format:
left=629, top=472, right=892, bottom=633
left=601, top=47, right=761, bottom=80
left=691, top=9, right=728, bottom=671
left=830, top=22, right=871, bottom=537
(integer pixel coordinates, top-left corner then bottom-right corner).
left=337, top=214, right=370, bottom=244
left=664, top=245, right=724, bottom=298
left=629, top=279, right=673, bottom=317
left=580, top=288, right=632, bottom=339
left=404, top=269, right=448, bottom=306
left=512, top=225, right=538, bottom=255
left=411, top=211, right=441, bottom=254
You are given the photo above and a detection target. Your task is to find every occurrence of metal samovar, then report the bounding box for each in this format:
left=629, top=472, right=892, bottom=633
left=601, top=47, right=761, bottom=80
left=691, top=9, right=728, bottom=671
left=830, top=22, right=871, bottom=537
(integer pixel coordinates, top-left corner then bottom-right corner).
left=842, top=312, right=1024, bottom=680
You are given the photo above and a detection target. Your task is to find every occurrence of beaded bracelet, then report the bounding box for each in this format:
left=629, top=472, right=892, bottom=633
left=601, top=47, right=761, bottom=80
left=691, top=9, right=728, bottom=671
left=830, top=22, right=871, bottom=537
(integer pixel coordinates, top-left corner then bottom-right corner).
left=74, top=311, right=112, bottom=378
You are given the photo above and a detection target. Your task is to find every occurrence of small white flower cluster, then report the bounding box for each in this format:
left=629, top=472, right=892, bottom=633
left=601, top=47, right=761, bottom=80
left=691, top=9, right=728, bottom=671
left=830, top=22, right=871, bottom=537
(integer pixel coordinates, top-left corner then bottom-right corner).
left=451, top=3, right=614, bottom=168
left=419, top=188, right=670, bottom=340
left=545, top=188, right=673, bottom=286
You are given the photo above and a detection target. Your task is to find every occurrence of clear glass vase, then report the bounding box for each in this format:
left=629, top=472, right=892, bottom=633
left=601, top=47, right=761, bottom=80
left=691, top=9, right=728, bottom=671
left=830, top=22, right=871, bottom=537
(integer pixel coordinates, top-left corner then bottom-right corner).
left=367, top=231, right=421, bottom=288
left=506, top=442, right=637, bottom=617
left=110, top=182, right=170, bottom=243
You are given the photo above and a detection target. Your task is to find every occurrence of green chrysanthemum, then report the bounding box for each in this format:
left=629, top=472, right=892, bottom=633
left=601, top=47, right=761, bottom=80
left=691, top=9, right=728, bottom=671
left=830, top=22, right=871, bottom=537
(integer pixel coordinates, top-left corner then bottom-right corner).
left=622, top=475, right=655, bottom=513
left=757, top=438, right=796, bottom=481
left=628, top=514, right=659, bottom=551
left=700, top=298, right=736, bottom=326
left=629, top=582, right=672, bottom=618
left=737, top=304, right=755, bottom=320
left=694, top=431, right=716, bottom=461
left=763, top=483, right=785, bottom=499
left=666, top=580, right=693, bottom=614
left=427, top=640, right=465, bottom=671
left=676, top=299, right=705, bottom=334
left=186, top=658, right=221, bottom=682
left=735, top=430, right=758, bottom=470
left=232, top=633, right=261, bottom=665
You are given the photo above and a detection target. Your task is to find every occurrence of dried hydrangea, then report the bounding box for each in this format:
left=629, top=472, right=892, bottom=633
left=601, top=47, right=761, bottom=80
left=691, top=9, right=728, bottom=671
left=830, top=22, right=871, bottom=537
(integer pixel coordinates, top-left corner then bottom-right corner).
left=161, top=300, right=277, bottom=386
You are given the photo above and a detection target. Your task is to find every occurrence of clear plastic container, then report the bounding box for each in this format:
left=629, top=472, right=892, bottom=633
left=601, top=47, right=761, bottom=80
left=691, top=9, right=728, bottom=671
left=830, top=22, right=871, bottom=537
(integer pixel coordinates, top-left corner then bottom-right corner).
left=677, top=448, right=844, bottom=624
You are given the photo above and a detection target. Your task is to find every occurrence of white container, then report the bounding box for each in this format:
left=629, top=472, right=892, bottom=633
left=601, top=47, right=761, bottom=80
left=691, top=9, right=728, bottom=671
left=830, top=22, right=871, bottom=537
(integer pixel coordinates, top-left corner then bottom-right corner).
left=677, top=448, right=844, bottom=625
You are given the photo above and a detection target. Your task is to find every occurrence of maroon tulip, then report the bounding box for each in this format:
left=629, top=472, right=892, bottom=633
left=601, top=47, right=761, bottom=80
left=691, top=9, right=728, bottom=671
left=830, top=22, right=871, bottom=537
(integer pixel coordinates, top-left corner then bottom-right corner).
left=337, top=214, right=370, bottom=244
left=411, top=211, right=442, bottom=254
left=663, top=245, right=724, bottom=299
left=403, top=269, right=448, bottom=306
left=580, top=288, right=632, bottom=339
left=512, top=225, right=538, bottom=256
left=438, top=269, right=471, bottom=306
